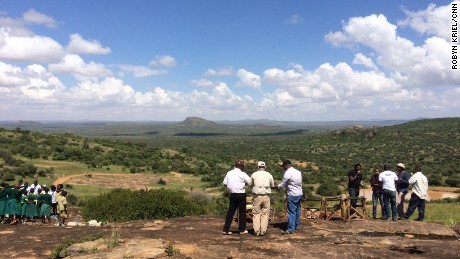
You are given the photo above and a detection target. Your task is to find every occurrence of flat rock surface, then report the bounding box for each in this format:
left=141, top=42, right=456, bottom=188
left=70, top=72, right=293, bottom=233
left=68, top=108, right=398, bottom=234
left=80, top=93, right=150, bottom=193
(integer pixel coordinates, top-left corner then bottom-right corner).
left=0, top=213, right=459, bottom=258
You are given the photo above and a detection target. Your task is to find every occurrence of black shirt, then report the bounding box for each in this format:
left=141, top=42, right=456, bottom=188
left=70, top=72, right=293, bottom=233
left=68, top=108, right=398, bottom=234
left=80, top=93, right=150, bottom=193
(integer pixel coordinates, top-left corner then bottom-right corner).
left=348, top=169, right=362, bottom=189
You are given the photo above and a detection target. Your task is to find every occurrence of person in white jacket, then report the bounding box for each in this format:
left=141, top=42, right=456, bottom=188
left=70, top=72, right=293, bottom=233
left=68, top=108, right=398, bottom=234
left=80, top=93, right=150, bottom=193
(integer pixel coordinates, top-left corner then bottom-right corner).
left=402, top=165, right=428, bottom=221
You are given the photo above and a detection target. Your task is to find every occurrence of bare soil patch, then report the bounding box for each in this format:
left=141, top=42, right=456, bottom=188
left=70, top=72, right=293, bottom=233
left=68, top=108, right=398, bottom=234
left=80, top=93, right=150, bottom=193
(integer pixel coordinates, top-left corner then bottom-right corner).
left=53, top=172, right=192, bottom=190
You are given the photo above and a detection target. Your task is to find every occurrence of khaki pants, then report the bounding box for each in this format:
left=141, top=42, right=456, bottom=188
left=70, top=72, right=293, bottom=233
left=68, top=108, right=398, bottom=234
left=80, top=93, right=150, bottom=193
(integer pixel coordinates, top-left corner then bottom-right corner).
left=396, top=191, right=408, bottom=218
left=252, top=194, right=271, bottom=235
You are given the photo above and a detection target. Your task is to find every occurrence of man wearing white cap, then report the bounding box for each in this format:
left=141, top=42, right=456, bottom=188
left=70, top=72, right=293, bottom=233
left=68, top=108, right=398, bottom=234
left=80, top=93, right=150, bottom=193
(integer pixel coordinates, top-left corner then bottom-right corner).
left=250, top=161, right=274, bottom=236
left=396, top=163, right=410, bottom=219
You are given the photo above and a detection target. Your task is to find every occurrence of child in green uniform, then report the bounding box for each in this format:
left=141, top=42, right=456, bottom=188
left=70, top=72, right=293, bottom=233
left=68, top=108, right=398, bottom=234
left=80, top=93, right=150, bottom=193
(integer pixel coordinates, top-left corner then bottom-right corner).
left=25, top=189, right=39, bottom=222
left=38, top=187, right=52, bottom=224
left=0, top=182, right=7, bottom=223
left=4, top=184, right=20, bottom=225
left=19, top=190, right=27, bottom=224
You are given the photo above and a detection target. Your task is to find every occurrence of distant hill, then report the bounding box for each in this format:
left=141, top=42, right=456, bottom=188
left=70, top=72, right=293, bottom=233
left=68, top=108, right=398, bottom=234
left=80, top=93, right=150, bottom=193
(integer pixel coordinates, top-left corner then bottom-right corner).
left=177, top=117, right=217, bottom=126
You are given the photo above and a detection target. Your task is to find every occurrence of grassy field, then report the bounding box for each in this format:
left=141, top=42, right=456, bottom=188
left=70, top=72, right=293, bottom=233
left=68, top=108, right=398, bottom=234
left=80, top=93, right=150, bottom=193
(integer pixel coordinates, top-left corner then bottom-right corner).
left=422, top=203, right=460, bottom=226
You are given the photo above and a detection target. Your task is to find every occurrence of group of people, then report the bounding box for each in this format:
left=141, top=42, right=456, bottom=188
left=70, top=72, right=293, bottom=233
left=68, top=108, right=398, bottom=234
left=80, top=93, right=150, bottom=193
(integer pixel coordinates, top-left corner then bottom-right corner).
left=222, top=159, right=302, bottom=236
left=349, top=162, right=428, bottom=221
left=0, top=180, right=69, bottom=226
left=222, top=159, right=429, bottom=236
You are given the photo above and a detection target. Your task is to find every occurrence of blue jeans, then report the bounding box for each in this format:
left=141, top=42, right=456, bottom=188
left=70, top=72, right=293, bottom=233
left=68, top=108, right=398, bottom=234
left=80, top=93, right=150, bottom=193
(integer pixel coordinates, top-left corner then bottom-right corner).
left=348, top=188, right=359, bottom=208
left=286, top=195, right=302, bottom=233
left=383, top=189, right=397, bottom=220
left=404, top=193, right=426, bottom=221
left=372, top=191, right=385, bottom=218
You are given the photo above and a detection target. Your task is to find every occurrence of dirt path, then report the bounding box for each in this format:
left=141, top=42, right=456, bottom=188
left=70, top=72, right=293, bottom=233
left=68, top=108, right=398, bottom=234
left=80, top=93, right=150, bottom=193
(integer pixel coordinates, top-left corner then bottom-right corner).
left=53, top=173, right=131, bottom=186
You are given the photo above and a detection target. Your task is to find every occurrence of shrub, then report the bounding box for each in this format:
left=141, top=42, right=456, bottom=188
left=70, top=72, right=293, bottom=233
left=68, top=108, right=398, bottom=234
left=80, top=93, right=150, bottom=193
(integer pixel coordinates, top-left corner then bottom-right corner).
left=81, top=188, right=207, bottom=222
left=316, top=182, right=341, bottom=196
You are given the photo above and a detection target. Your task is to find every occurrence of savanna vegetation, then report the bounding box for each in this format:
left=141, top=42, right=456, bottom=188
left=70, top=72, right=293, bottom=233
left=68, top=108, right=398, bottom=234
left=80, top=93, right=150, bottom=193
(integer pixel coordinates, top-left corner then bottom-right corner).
left=0, top=117, right=459, bottom=222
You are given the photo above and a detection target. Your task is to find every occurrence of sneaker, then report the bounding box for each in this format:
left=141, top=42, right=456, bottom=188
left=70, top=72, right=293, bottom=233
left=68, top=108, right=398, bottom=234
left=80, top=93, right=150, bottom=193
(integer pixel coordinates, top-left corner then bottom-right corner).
left=260, top=232, right=266, bottom=236
left=392, top=218, right=397, bottom=221
left=222, top=231, right=232, bottom=235
left=281, top=230, right=293, bottom=235
left=239, top=230, right=248, bottom=234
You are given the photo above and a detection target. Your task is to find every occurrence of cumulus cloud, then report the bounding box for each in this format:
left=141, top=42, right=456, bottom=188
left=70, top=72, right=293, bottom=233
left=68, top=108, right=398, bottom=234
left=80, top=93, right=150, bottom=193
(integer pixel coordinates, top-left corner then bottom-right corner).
left=22, top=9, right=57, bottom=28
left=325, top=12, right=459, bottom=88
left=65, top=77, right=135, bottom=104
left=49, top=54, right=112, bottom=80
left=149, top=55, right=176, bottom=67
left=0, top=30, right=63, bottom=63
left=398, top=2, right=453, bottom=39
left=67, top=34, right=111, bottom=55
left=236, top=69, right=261, bottom=89
left=20, top=64, right=64, bottom=100
left=0, top=61, right=28, bottom=87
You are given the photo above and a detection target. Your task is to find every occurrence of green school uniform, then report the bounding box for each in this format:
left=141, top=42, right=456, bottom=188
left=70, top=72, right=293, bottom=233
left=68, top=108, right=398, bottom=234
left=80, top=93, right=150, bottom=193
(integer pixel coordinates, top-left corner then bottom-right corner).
left=5, top=188, right=19, bottom=216
left=38, top=193, right=52, bottom=217
left=0, top=188, right=7, bottom=215
left=20, top=195, right=27, bottom=216
left=25, top=194, right=39, bottom=218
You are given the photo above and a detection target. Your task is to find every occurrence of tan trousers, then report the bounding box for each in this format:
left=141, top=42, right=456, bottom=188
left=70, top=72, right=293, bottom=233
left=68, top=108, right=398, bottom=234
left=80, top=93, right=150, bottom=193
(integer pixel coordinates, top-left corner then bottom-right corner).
left=252, top=194, right=271, bottom=235
left=397, top=191, right=408, bottom=218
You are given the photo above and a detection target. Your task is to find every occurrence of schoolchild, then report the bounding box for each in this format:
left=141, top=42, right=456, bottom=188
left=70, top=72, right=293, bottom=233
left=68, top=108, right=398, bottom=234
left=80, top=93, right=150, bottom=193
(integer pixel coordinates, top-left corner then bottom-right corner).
left=56, top=190, right=68, bottom=226
left=25, top=188, right=39, bottom=222
left=0, top=182, right=7, bottom=223
left=38, top=187, right=52, bottom=224
left=4, top=184, right=20, bottom=225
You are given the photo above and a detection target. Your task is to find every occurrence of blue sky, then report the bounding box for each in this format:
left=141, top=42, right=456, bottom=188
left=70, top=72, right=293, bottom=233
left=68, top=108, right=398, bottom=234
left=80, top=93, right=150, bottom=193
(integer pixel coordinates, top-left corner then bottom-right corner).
left=0, top=0, right=458, bottom=121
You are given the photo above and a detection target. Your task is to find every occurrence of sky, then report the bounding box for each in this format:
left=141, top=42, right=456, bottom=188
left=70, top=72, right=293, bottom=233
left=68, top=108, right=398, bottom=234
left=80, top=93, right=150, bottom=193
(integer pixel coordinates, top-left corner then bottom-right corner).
left=0, top=0, right=459, bottom=121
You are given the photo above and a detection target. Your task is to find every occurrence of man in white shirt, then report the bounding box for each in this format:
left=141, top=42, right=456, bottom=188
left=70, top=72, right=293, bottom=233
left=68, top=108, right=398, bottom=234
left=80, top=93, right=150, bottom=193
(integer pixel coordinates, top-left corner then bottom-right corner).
left=403, top=165, right=428, bottom=221
left=278, top=160, right=303, bottom=234
left=250, top=161, right=274, bottom=236
left=379, top=164, right=399, bottom=221
left=27, top=179, right=41, bottom=195
left=222, top=160, right=251, bottom=235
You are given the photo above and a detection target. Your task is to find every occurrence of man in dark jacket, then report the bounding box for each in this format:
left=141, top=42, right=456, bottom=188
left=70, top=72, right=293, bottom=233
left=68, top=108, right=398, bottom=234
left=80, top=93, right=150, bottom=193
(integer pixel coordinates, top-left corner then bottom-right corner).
left=348, top=163, right=362, bottom=209
left=370, top=168, right=385, bottom=219
left=396, top=163, right=410, bottom=219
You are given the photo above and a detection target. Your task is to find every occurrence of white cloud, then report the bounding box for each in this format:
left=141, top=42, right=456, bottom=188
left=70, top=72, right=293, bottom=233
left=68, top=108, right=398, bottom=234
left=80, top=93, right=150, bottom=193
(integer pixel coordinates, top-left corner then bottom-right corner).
left=287, top=14, right=304, bottom=25
left=0, top=30, right=63, bottom=63
left=190, top=78, right=218, bottom=87
left=236, top=69, right=261, bottom=89
left=0, top=61, right=28, bottom=87
left=149, top=55, right=176, bottom=67
left=22, top=9, right=57, bottom=28
left=66, top=77, right=135, bottom=104
left=325, top=13, right=459, bottom=88
left=118, top=64, right=166, bottom=77
left=67, top=34, right=111, bottom=55
left=353, top=53, right=378, bottom=70
left=398, top=2, right=453, bottom=39
left=20, top=64, right=63, bottom=100
left=49, top=54, right=112, bottom=80
left=205, top=67, right=234, bottom=76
